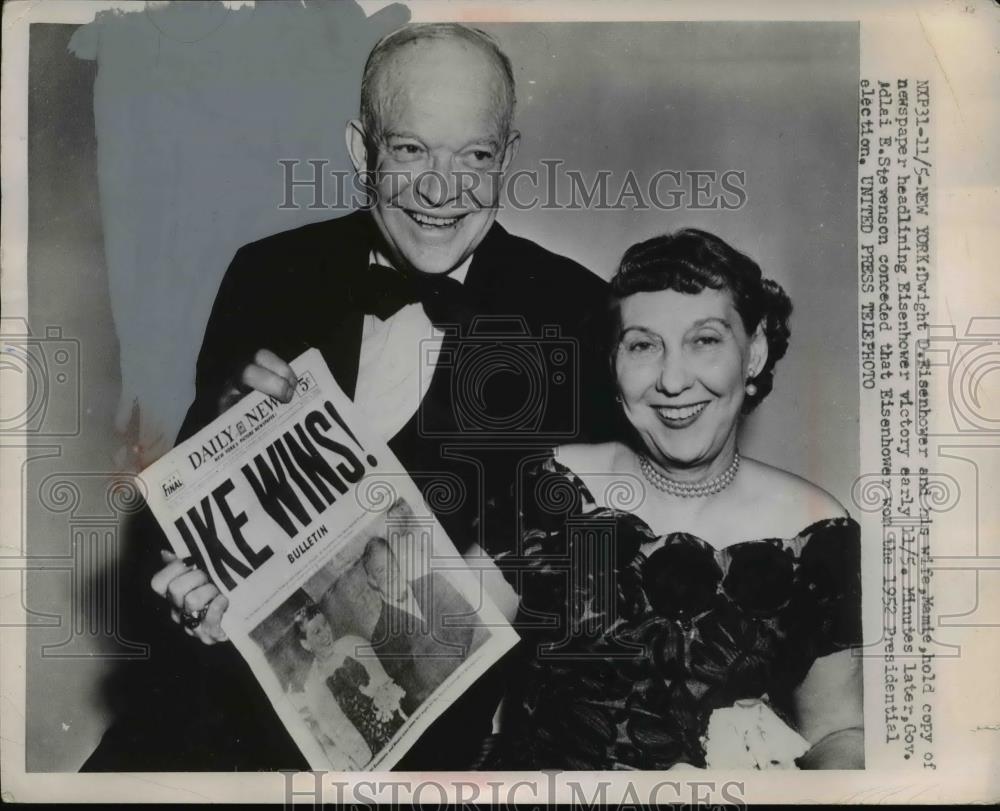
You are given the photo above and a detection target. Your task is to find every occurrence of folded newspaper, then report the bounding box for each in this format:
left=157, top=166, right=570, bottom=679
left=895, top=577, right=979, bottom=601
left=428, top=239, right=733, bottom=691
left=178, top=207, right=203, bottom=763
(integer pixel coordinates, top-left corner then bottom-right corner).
left=140, top=349, right=518, bottom=771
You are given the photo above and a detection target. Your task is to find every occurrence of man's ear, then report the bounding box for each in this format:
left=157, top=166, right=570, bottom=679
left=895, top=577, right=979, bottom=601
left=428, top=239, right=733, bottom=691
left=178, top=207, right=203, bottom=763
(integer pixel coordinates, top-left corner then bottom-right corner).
left=499, top=129, right=521, bottom=174
left=345, top=119, right=369, bottom=174
left=748, top=323, right=769, bottom=380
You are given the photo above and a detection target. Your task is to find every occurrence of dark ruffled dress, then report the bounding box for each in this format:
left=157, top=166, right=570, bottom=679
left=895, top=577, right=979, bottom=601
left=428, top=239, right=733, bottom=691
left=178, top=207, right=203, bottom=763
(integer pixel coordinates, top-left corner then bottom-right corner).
left=484, top=453, right=862, bottom=771
left=327, top=657, right=405, bottom=755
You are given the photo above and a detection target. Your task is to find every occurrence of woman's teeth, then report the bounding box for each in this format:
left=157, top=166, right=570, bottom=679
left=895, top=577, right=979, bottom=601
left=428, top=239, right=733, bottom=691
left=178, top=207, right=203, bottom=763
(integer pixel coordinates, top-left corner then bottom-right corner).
left=408, top=211, right=462, bottom=228
left=656, top=402, right=708, bottom=421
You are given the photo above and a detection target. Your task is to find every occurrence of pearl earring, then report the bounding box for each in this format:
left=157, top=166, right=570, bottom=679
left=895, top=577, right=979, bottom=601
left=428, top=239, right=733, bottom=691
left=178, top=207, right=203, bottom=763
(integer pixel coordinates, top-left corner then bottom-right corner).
left=745, top=379, right=758, bottom=397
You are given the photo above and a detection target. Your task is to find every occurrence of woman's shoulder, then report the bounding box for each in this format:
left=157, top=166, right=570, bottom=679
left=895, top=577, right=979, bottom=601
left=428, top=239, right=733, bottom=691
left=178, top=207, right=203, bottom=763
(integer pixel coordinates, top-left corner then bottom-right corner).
left=739, top=457, right=850, bottom=537
left=553, top=441, right=627, bottom=477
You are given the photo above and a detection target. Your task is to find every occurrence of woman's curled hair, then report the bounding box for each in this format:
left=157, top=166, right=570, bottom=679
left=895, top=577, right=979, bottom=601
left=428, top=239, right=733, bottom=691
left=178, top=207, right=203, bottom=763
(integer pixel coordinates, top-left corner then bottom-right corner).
left=610, top=228, right=792, bottom=413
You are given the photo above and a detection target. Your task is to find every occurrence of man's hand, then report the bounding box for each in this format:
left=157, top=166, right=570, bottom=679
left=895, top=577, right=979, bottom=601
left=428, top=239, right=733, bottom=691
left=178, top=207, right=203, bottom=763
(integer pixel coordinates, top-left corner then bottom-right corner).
left=151, top=550, right=229, bottom=644
left=217, top=348, right=298, bottom=413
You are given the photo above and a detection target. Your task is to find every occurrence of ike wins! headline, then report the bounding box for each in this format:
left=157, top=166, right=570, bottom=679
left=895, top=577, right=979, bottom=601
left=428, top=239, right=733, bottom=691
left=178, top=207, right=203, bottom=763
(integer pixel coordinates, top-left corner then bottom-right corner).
left=173, top=399, right=379, bottom=591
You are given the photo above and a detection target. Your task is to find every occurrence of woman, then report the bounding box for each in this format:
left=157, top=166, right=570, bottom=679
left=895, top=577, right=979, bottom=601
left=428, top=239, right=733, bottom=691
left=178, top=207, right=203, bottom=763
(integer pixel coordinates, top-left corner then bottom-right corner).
left=484, top=228, right=862, bottom=770
left=293, top=606, right=407, bottom=765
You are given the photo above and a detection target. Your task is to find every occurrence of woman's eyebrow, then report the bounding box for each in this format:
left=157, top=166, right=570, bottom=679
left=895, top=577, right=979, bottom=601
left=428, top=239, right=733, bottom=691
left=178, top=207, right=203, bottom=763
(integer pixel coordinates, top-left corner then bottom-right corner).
left=689, top=317, right=732, bottom=330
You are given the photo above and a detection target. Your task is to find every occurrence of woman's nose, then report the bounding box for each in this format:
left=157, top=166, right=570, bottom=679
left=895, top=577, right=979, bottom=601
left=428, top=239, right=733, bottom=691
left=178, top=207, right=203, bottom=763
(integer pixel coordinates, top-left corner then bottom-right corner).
left=657, top=351, right=693, bottom=395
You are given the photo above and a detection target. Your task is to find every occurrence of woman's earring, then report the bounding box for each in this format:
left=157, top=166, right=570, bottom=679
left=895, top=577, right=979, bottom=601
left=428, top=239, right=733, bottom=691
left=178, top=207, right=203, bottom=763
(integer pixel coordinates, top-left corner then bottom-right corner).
left=745, top=378, right=758, bottom=397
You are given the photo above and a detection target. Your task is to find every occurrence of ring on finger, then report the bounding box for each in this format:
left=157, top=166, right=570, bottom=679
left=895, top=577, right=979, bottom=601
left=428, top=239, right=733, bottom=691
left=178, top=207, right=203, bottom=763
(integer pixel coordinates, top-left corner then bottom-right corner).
left=181, top=606, right=210, bottom=629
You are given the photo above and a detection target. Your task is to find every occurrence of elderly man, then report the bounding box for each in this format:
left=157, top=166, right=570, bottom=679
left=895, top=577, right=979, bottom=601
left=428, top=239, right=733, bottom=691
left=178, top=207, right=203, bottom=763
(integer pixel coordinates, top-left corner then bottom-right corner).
left=85, top=23, right=611, bottom=771
left=361, top=537, right=486, bottom=715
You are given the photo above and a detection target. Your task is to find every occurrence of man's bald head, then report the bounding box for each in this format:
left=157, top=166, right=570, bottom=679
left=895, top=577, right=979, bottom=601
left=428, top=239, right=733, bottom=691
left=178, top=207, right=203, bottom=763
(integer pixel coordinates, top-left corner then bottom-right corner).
left=347, top=23, right=521, bottom=276
left=360, top=23, right=516, bottom=148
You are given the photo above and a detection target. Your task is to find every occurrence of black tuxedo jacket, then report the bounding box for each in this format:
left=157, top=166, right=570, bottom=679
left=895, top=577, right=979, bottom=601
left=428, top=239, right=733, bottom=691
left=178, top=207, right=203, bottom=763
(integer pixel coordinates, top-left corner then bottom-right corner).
left=371, top=572, right=483, bottom=716
left=180, top=210, right=614, bottom=548
left=83, top=210, right=614, bottom=772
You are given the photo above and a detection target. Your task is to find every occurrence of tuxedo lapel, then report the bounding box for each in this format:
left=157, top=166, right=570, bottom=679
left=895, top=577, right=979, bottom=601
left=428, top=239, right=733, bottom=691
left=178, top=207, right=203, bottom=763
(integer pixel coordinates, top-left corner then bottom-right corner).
left=463, top=221, right=509, bottom=305
left=321, top=311, right=364, bottom=399
left=308, top=210, right=375, bottom=399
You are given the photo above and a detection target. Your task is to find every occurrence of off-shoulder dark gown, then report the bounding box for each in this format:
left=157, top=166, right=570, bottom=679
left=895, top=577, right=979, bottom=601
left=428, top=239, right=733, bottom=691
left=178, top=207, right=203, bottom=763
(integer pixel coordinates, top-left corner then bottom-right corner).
left=327, top=656, right=405, bottom=754
left=483, top=452, right=862, bottom=770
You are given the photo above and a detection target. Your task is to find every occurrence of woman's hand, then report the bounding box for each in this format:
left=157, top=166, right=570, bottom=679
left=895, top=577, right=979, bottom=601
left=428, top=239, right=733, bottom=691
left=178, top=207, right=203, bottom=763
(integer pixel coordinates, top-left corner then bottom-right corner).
left=150, top=550, right=229, bottom=644
left=792, top=648, right=865, bottom=768
left=796, top=726, right=864, bottom=769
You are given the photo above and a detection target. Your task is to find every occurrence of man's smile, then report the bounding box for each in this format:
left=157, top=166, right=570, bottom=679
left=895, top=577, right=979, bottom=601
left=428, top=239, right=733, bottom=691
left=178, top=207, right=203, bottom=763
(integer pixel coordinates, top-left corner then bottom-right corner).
left=404, top=210, right=469, bottom=229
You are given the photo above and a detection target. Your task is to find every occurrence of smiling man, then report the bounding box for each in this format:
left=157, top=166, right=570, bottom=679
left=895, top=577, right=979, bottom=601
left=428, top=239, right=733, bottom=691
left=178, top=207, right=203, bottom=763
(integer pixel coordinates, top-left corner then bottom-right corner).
left=85, top=24, right=614, bottom=772
left=348, top=27, right=520, bottom=276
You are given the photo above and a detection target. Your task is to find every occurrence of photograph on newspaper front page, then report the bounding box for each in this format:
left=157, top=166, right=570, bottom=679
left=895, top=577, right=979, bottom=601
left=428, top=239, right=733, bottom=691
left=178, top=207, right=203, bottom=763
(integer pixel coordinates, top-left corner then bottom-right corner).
left=1, top=0, right=997, bottom=805
left=247, top=497, right=490, bottom=772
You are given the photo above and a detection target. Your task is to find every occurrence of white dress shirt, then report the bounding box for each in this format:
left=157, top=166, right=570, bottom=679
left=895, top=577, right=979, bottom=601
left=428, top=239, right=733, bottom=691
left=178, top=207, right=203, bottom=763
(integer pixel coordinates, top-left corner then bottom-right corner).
left=352, top=252, right=473, bottom=442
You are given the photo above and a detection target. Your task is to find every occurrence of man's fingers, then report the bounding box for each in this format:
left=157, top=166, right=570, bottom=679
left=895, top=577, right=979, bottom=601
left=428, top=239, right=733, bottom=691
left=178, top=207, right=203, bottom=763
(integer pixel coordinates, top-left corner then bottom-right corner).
left=190, top=594, right=230, bottom=645
left=182, top=582, right=220, bottom=614
left=253, top=349, right=297, bottom=388
left=165, top=567, right=210, bottom=609
left=218, top=350, right=297, bottom=414
left=150, top=559, right=193, bottom=598
left=170, top=593, right=228, bottom=645
left=201, top=594, right=230, bottom=642
left=239, top=363, right=295, bottom=403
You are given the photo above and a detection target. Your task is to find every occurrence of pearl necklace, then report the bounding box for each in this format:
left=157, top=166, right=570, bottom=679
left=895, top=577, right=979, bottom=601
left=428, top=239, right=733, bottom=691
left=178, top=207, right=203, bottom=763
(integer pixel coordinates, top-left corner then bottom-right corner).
left=638, top=451, right=740, bottom=498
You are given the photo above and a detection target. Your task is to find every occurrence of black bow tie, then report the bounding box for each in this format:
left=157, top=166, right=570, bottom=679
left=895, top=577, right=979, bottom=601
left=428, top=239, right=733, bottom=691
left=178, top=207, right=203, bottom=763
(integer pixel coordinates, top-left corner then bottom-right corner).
left=350, top=263, right=474, bottom=327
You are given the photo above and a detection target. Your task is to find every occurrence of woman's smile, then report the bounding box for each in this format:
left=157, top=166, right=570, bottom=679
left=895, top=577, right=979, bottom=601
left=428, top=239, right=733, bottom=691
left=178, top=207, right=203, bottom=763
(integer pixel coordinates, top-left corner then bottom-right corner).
left=652, top=400, right=711, bottom=428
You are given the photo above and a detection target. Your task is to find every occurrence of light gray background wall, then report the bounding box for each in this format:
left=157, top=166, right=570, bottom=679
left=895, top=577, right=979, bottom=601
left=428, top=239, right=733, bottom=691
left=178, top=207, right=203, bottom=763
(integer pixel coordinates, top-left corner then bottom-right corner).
left=24, top=9, right=858, bottom=770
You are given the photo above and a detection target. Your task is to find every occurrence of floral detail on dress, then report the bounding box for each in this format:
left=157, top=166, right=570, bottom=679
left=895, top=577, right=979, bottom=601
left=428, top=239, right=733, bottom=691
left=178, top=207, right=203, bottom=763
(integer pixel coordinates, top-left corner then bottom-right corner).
left=327, top=657, right=405, bottom=755
left=486, top=453, right=863, bottom=771
left=722, top=541, right=795, bottom=614
left=642, top=535, right=724, bottom=620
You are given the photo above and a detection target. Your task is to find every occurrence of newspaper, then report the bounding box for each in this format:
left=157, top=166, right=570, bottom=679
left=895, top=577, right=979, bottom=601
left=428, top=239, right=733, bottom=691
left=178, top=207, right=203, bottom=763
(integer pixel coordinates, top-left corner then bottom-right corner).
left=140, top=348, right=515, bottom=771
left=1, top=0, right=998, bottom=806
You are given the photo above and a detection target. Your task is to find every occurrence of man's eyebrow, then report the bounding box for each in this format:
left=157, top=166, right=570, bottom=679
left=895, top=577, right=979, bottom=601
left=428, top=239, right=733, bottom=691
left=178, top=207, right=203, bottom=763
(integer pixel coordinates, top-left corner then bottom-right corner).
left=620, top=325, right=660, bottom=336
left=382, top=132, right=500, bottom=150
left=463, top=137, right=500, bottom=150
left=383, top=130, right=424, bottom=141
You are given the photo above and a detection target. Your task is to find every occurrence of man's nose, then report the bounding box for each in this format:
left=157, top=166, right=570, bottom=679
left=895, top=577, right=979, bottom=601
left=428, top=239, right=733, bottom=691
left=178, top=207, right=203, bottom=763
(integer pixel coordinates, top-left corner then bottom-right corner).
left=657, top=350, right=694, bottom=395
left=413, top=152, right=460, bottom=208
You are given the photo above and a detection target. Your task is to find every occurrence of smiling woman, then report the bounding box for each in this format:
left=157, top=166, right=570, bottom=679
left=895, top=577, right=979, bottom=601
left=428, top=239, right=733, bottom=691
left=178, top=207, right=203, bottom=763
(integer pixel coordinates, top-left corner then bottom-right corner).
left=482, top=228, right=864, bottom=771
left=611, top=229, right=788, bottom=483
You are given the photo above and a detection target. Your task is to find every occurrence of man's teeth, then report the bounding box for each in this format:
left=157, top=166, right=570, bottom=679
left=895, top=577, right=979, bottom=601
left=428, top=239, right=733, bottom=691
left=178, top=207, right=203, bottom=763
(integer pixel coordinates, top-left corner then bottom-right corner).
left=657, top=403, right=708, bottom=420
left=409, top=211, right=461, bottom=227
